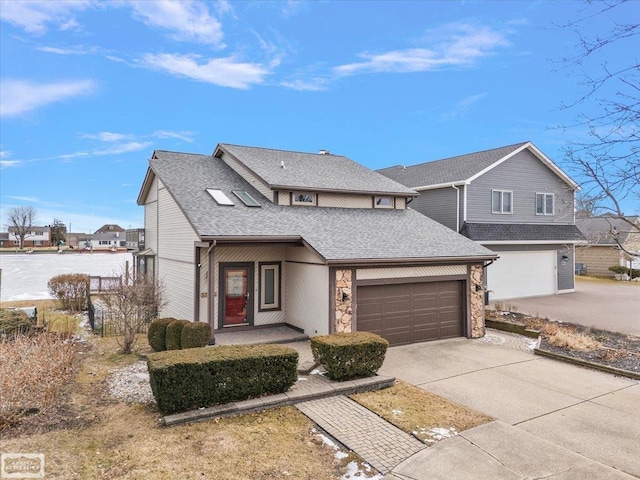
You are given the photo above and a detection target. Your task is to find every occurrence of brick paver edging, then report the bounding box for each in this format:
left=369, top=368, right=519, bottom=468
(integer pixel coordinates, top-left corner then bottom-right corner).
left=297, top=396, right=426, bottom=474
left=161, top=375, right=395, bottom=427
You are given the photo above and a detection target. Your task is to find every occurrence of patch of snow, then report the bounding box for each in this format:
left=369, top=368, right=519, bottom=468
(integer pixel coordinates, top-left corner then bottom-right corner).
left=392, top=409, right=403, bottom=416
left=526, top=338, right=540, bottom=351
left=313, top=429, right=382, bottom=479
left=310, top=368, right=323, bottom=375
left=297, top=377, right=308, bottom=382
left=414, top=426, right=458, bottom=443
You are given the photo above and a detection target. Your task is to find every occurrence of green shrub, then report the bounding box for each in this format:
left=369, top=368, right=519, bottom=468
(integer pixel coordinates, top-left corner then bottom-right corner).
left=47, top=273, right=90, bottom=312
left=147, top=318, right=176, bottom=352
left=181, top=322, right=211, bottom=349
left=0, top=309, right=35, bottom=337
left=608, top=265, right=640, bottom=277
left=310, top=332, right=389, bottom=381
left=165, top=320, right=190, bottom=350
left=147, top=344, right=298, bottom=414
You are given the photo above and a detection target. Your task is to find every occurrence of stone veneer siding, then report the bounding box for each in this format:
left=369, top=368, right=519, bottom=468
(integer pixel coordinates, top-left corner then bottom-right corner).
left=335, top=269, right=353, bottom=333
left=470, top=264, right=485, bottom=338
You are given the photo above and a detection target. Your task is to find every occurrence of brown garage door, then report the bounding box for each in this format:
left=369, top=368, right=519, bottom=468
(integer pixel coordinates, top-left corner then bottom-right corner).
left=357, top=281, right=464, bottom=346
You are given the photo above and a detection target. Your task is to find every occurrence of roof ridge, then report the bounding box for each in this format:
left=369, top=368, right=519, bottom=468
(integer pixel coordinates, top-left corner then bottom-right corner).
left=219, top=143, right=346, bottom=158
left=400, top=141, right=530, bottom=170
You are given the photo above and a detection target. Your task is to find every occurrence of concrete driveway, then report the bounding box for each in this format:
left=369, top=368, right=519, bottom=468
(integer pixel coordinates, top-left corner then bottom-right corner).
left=493, top=277, right=640, bottom=336
left=380, top=336, right=639, bottom=479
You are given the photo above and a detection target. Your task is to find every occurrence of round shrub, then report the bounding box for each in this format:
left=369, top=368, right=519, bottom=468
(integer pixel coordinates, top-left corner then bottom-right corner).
left=181, top=322, right=212, bottom=349
left=47, top=273, right=90, bottom=312
left=147, top=318, right=176, bottom=352
left=0, top=309, right=35, bottom=337
left=165, top=320, right=190, bottom=350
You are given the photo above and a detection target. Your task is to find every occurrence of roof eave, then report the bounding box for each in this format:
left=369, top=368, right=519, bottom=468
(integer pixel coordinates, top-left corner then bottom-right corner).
left=136, top=163, right=156, bottom=205
left=478, top=240, right=587, bottom=245
left=326, top=255, right=498, bottom=266
left=269, top=184, right=418, bottom=197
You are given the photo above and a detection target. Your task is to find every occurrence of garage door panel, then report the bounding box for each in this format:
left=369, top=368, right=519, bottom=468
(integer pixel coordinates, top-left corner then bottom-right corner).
left=489, top=251, right=556, bottom=300
left=357, top=280, right=464, bottom=346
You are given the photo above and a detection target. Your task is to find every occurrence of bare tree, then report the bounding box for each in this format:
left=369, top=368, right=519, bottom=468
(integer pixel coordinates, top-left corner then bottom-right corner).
left=101, top=268, right=165, bottom=354
left=6, top=206, right=37, bottom=249
left=558, top=0, right=639, bottom=258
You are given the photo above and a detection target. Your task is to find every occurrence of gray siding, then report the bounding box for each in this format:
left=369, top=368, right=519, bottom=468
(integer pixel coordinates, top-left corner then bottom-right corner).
left=157, top=182, right=199, bottom=320
left=411, top=187, right=459, bottom=231
left=557, top=245, right=575, bottom=291
left=466, top=149, right=575, bottom=224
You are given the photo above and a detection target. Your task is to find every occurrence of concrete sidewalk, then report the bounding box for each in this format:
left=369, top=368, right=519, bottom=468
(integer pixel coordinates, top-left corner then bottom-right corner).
left=380, top=335, right=639, bottom=479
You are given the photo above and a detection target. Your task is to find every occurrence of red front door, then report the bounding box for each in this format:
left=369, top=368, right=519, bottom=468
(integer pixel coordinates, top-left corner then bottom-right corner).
left=221, top=264, right=253, bottom=326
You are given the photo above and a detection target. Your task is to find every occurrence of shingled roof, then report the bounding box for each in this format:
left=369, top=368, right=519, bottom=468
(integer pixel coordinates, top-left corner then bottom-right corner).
left=216, top=143, right=417, bottom=195
left=140, top=149, right=496, bottom=263
left=377, top=141, right=578, bottom=190
left=576, top=216, right=640, bottom=246
left=460, top=223, right=585, bottom=243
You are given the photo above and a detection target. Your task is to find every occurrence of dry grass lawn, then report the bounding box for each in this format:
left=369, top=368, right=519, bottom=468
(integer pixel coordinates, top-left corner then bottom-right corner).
left=351, top=380, right=492, bottom=443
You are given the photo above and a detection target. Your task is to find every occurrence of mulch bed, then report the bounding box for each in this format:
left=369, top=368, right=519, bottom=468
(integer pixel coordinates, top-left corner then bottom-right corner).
left=487, top=311, right=640, bottom=376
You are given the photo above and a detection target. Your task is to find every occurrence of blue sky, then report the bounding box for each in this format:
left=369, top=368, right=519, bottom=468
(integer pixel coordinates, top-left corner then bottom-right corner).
left=1, top=0, right=637, bottom=233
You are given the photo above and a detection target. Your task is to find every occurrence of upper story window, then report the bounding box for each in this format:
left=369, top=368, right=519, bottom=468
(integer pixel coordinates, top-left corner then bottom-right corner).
left=536, top=193, right=554, bottom=215
left=492, top=190, right=513, bottom=214
left=374, top=196, right=394, bottom=209
left=292, top=192, right=316, bottom=206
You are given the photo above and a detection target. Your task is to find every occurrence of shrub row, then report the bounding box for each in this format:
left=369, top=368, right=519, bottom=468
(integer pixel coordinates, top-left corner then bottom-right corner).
left=608, top=265, right=640, bottom=277
left=147, top=344, right=298, bottom=414
left=147, top=318, right=211, bottom=352
left=310, top=332, right=388, bottom=381
left=47, top=273, right=89, bottom=312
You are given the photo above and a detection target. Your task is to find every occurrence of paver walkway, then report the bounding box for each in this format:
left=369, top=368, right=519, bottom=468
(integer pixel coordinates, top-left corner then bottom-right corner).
left=296, top=395, right=426, bottom=474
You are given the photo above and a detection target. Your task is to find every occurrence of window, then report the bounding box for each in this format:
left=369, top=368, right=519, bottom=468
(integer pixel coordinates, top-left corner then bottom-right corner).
left=492, top=190, right=513, bottom=214
left=259, top=262, right=281, bottom=311
left=206, top=188, right=234, bottom=206
left=374, top=196, right=394, bottom=208
left=232, top=190, right=261, bottom=207
left=35, top=231, right=44, bottom=236
left=536, top=193, right=554, bottom=215
left=292, top=192, right=316, bottom=206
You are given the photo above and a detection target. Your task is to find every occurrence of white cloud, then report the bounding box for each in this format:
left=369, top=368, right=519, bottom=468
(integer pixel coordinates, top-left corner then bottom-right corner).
left=141, top=53, right=269, bottom=89
left=280, top=78, right=329, bottom=92
left=0, top=160, right=22, bottom=168
left=82, top=132, right=135, bottom=142
left=0, top=0, right=92, bottom=35
left=57, top=141, right=153, bottom=161
left=7, top=195, right=38, bottom=203
left=0, top=78, right=96, bottom=117
left=335, top=22, right=510, bottom=76
left=440, top=93, right=488, bottom=120
left=152, top=130, right=196, bottom=143
left=128, top=0, right=225, bottom=46
left=37, top=45, right=99, bottom=55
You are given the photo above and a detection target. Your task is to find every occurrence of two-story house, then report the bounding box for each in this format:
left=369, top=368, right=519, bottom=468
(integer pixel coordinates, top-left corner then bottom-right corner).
left=86, top=224, right=127, bottom=251
left=378, top=142, right=584, bottom=301
left=136, top=143, right=497, bottom=346
left=7, top=226, right=52, bottom=247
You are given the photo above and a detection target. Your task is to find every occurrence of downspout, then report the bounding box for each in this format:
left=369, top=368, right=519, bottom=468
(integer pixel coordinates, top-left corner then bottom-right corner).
left=451, top=184, right=460, bottom=232
left=463, top=182, right=469, bottom=223
left=207, top=240, right=216, bottom=344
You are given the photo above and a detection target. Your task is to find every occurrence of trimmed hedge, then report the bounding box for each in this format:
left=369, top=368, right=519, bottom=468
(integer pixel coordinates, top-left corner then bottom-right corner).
left=147, top=318, right=177, bottom=352
left=0, top=309, right=34, bottom=337
left=310, top=332, right=389, bottom=381
left=165, top=320, right=190, bottom=350
left=608, top=265, right=640, bottom=278
left=181, top=322, right=211, bottom=349
left=147, top=344, right=298, bottom=414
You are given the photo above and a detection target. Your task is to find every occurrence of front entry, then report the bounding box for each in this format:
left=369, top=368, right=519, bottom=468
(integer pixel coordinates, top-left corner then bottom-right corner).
left=220, top=263, right=254, bottom=327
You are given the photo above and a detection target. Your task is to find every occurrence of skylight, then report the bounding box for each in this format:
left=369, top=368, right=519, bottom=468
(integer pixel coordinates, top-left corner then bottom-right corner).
left=232, top=190, right=261, bottom=207
left=206, top=189, right=234, bottom=206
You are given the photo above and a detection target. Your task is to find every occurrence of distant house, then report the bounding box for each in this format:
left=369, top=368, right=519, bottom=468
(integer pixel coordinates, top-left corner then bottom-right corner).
left=378, top=142, right=585, bottom=301
left=136, top=143, right=497, bottom=346
left=126, top=228, right=145, bottom=251
left=576, top=216, right=640, bottom=276
left=85, top=224, right=127, bottom=251
left=6, top=226, right=52, bottom=247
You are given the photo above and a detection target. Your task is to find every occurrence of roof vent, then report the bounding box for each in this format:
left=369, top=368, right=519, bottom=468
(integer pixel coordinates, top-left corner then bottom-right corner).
left=318, top=149, right=330, bottom=155
left=280, top=161, right=285, bottom=169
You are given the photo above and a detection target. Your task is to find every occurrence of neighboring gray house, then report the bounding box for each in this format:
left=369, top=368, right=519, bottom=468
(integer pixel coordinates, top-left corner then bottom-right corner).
left=576, top=216, right=640, bottom=276
left=136, top=143, right=497, bottom=346
left=378, top=142, right=584, bottom=301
